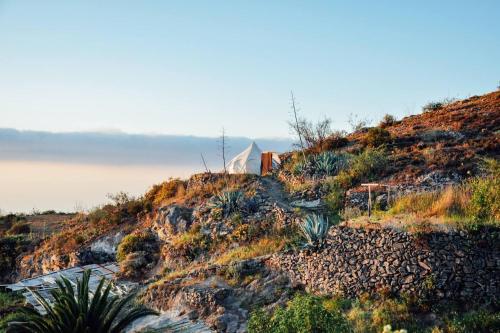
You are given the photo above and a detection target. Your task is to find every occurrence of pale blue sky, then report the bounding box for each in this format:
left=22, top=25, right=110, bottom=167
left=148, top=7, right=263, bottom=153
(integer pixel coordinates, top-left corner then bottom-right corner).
left=1, top=1, right=499, bottom=138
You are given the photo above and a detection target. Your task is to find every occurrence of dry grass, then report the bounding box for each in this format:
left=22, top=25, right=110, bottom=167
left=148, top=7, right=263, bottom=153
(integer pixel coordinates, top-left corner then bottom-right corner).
left=389, top=186, right=469, bottom=219
left=213, top=237, right=286, bottom=266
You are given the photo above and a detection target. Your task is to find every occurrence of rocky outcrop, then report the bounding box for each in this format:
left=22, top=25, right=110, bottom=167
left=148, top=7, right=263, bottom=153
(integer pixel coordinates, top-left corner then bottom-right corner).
left=153, top=205, right=194, bottom=240
left=143, top=258, right=293, bottom=333
left=269, top=227, right=499, bottom=302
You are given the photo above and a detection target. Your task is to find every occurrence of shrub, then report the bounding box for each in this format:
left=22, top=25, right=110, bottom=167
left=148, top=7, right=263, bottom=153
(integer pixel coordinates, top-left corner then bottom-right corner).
left=363, top=127, right=391, bottom=147
left=145, top=178, right=186, bottom=206
left=6, top=222, right=31, bottom=235
left=379, top=114, right=396, bottom=128
left=422, top=98, right=456, bottom=112
left=317, top=131, right=349, bottom=152
left=467, top=171, right=499, bottom=223
left=0, top=236, right=31, bottom=278
left=168, top=227, right=210, bottom=261
left=322, top=178, right=346, bottom=214
left=248, top=294, right=351, bottom=333
left=445, top=309, right=500, bottom=333
left=299, top=214, right=330, bottom=247
left=349, top=148, right=388, bottom=183
left=347, top=297, right=416, bottom=333
left=116, top=231, right=158, bottom=262
left=209, top=191, right=244, bottom=218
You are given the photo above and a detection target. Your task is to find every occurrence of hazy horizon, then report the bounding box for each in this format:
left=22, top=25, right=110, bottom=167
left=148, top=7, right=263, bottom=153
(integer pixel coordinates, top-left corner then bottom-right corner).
left=0, top=128, right=293, bottom=213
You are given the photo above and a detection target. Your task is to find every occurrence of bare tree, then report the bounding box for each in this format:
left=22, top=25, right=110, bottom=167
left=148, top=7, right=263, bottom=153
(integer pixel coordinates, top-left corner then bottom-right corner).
left=348, top=113, right=371, bottom=132
left=218, top=127, right=229, bottom=174
left=289, top=91, right=305, bottom=150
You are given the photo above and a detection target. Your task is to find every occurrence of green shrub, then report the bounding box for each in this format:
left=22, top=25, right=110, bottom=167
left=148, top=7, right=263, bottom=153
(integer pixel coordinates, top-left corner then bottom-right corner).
left=445, top=309, right=500, bottom=333
left=116, top=231, right=158, bottom=262
left=169, top=227, right=210, bottom=261
left=379, top=114, right=396, bottom=128
left=349, top=148, right=388, bottom=183
left=0, top=236, right=31, bottom=278
left=323, top=179, right=346, bottom=214
left=363, top=127, right=391, bottom=148
left=248, top=294, right=351, bottom=333
left=422, top=98, right=456, bottom=112
left=466, top=165, right=499, bottom=223
left=6, top=222, right=30, bottom=235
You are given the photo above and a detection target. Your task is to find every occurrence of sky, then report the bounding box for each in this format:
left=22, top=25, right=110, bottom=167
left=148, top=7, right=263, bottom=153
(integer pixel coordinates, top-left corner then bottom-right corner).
left=1, top=1, right=499, bottom=138
left=1, top=1, right=499, bottom=212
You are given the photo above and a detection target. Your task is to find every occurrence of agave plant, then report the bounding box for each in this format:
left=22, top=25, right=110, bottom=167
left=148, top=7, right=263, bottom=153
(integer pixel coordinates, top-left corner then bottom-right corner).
left=299, top=214, right=330, bottom=247
left=314, top=152, right=349, bottom=177
left=210, top=190, right=244, bottom=217
left=7, top=270, right=158, bottom=333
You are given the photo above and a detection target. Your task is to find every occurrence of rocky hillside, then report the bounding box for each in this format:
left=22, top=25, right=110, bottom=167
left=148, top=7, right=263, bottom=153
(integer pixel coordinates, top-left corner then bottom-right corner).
left=348, top=90, right=500, bottom=183
left=2, top=90, right=499, bottom=332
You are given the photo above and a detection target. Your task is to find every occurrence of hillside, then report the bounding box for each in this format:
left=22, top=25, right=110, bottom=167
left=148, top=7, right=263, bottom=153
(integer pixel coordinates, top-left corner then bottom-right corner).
left=1, top=91, right=499, bottom=332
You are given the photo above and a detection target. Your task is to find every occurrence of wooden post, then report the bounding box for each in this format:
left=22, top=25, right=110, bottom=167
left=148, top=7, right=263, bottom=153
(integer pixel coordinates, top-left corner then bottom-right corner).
left=367, top=185, right=372, bottom=217
left=387, top=185, right=391, bottom=208
left=361, top=183, right=380, bottom=218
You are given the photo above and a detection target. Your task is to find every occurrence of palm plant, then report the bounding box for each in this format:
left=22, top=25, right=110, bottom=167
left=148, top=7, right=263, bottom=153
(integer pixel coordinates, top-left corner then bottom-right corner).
left=299, top=214, right=330, bottom=247
left=7, top=270, right=158, bottom=333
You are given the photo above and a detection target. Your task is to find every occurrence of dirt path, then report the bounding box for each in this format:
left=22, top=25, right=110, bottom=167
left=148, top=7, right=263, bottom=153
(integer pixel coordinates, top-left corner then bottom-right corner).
left=259, top=176, right=292, bottom=211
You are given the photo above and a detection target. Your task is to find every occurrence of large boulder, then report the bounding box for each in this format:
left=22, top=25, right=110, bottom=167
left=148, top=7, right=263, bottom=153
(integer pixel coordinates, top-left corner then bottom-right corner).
left=153, top=205, right=193, bottom=240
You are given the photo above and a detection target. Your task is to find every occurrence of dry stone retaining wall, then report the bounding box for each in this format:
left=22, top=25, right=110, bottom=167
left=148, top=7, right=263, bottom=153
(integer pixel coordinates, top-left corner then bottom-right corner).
left=269, top=227, right=499, bottom=302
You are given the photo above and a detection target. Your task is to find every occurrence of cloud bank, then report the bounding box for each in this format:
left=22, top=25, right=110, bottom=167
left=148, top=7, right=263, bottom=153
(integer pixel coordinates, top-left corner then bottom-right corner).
left=0, top=128, right=293, bottom=170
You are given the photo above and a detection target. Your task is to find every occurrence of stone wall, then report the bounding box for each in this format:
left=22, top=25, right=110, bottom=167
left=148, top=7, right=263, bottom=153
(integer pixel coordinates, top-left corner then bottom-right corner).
left=268, top=227, right=499, bottom=302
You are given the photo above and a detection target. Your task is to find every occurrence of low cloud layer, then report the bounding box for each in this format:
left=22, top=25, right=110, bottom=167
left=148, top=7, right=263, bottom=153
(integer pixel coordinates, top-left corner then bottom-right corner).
left=0, top=128, right=293, bottom=170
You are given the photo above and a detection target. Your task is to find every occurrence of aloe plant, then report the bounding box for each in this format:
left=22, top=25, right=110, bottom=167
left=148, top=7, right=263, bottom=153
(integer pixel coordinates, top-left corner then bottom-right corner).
left=299, top=214, right=330, bottom=247
left=210, top=190, right=244, bottom=217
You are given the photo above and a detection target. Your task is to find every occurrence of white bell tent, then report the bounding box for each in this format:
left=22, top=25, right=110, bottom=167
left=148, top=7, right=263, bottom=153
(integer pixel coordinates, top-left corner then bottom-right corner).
left=226, top=141, right=263, bottom=175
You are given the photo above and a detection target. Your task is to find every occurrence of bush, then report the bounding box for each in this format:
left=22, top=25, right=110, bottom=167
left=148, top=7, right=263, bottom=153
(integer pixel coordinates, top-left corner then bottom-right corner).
left=379, top=114, right=396, bottom=128
left=317, top=132, right=349, bottom=152
left=445, top=309, right=500, bottom=333
left=116, top=231, right=158, bottom=262
left=168, top=227, right=210, bottom=261
left=299, top=214, right=331, bottom=247
left=467, top=171, right=499, bottom=224
left=145, top=178, right=186, bottom=206
left=349, top=148, right=388, bottom=183
left=248, top=294, right=351, bottom=333
left=363, top=127, right=391, bottom=147
left=422, top=98, right=456, bottom=112
left=6, top=222, right=30, bottom=235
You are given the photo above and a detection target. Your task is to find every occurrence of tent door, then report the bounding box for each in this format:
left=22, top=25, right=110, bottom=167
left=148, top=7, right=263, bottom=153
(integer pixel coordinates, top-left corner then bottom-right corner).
left=261, top=152, right=273, bottom=175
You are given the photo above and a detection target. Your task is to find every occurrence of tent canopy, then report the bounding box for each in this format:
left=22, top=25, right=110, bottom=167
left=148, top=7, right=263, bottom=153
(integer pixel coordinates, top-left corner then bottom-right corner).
left=227, top=141, right=262, bottom=175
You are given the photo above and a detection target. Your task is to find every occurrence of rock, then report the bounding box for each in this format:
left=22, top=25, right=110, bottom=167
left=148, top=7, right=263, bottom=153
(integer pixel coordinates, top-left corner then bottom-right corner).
left=154, top=205, right=193, bottom=239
